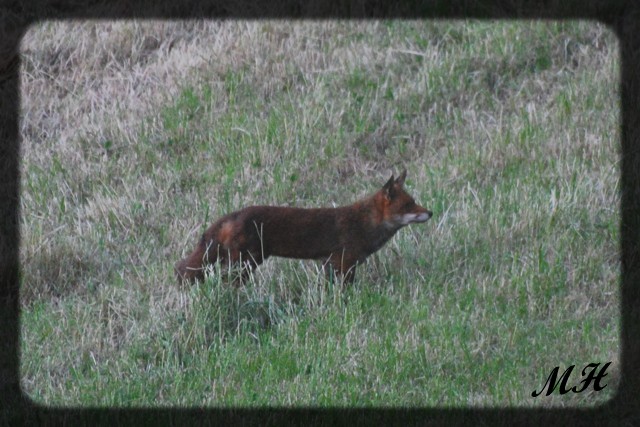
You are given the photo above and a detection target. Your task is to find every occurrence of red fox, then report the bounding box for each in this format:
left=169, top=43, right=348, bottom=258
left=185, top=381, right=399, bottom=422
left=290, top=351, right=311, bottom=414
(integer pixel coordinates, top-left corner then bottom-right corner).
left=175, top=170, right=432, bottom=285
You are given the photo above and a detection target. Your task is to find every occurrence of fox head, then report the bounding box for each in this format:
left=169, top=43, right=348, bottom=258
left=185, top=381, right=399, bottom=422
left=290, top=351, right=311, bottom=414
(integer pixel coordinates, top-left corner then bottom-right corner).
left=378, top=170, right=432, bottom=229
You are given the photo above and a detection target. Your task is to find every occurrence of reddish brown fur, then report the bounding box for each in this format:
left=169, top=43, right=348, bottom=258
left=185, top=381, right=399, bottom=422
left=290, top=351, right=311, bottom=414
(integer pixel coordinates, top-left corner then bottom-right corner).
left=175, top=170, right=432, bottom=285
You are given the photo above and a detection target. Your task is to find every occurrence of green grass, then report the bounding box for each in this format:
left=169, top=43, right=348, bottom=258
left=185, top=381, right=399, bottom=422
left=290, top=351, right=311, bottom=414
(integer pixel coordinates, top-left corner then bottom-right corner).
left=19, top=20, right=619, bottom=407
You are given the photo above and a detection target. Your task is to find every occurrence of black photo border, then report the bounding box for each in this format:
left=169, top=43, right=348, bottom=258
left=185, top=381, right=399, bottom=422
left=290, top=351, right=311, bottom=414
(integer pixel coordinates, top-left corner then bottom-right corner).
left=1, top=0, right=638, bottom=425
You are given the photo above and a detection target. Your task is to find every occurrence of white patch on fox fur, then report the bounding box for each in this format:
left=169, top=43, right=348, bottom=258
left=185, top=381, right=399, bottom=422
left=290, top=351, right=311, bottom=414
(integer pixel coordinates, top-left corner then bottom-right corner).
left=395, top=213, right=431, bottom=225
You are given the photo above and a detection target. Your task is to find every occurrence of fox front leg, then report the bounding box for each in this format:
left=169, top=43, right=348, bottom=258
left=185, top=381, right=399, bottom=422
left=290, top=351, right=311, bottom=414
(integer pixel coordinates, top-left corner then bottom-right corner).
left=325, top=255, right=357, bottom=286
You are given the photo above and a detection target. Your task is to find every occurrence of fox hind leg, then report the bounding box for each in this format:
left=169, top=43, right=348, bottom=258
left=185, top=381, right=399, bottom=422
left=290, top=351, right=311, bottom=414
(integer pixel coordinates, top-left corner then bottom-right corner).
left=220, top=248, right=265, bottom=287
left=175, top=235, right=220, bottom=284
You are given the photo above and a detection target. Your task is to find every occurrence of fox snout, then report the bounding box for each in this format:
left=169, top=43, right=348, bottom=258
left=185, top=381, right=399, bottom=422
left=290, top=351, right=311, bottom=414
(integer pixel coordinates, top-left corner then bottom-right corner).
left=416, top=209, right=433, bottom=222
left=396, top=209, right=432, bottom=225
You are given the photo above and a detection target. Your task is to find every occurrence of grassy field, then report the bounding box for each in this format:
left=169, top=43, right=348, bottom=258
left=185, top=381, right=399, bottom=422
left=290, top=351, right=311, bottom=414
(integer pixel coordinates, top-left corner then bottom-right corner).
left=19, top=20, right=619, bottom=407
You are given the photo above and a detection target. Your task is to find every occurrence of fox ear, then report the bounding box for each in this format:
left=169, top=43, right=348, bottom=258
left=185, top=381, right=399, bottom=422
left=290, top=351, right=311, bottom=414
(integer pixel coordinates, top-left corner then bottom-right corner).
left=384, top=174, right=395, bottom=189
left=395, top=170, right=407, bottom=186
left=383, top=174, right=395, bottom=199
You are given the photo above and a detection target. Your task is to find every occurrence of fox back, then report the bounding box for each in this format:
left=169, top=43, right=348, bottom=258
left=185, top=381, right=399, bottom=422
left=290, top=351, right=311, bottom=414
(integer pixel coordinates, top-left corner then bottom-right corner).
left=175, top=170, right=432, bottom=284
